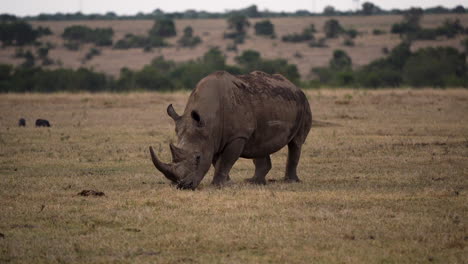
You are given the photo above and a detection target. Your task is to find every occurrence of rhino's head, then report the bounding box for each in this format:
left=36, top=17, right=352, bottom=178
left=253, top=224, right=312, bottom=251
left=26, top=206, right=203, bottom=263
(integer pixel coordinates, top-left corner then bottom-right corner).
left=149, top=104, right=214, bottom=190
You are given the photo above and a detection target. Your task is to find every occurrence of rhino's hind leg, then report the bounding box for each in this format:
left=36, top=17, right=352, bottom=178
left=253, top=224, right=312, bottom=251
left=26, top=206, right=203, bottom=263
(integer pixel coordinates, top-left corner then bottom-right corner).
left=284, top=141, right=302, bottom=182
left=246, top=156, right=271, bottom=185
left=212, top=138, right=246, bottom=186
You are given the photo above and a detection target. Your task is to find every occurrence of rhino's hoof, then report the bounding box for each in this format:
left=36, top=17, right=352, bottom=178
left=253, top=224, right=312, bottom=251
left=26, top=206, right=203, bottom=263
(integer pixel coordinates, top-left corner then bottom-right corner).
left=245, top=178, right=266, bottom=185
left=283, top=178, right=301, bottom=183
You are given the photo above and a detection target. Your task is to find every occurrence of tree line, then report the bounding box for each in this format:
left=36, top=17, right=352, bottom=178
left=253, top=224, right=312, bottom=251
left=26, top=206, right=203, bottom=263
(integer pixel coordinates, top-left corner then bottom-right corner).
left=2, top=3, right=465, bottom=21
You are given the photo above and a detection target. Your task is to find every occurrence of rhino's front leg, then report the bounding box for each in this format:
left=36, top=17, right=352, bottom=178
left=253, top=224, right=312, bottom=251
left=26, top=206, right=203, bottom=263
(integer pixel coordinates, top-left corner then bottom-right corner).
left=212, top=138, right=246, bottom=186
left=212, top=155, right=230, bottom=182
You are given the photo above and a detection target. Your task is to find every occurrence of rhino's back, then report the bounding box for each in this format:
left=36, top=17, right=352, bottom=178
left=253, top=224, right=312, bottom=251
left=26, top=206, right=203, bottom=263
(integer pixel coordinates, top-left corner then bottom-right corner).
left=223, top=71, right=312, bottom=158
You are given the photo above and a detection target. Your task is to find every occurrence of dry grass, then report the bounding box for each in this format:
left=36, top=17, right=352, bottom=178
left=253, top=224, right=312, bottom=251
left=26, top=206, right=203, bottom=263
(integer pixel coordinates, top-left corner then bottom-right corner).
left=0, top=14, right=467, bottom=78
left=0, top=89, right=467, bottom=263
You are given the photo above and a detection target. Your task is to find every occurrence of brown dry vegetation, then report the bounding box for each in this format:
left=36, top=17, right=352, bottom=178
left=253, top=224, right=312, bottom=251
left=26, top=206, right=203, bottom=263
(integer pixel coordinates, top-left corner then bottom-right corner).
left=0, top=14, right=467, bottom=79
left=0, top=89, right=467, bottom=263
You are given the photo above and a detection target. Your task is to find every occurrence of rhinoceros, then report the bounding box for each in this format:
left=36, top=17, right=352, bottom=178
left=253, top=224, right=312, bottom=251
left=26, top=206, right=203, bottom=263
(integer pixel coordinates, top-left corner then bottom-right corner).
left=149, top=71, right=312, bottom=189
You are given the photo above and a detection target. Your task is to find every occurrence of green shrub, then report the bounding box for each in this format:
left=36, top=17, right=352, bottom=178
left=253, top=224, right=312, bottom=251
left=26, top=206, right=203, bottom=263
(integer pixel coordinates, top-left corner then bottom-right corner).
left=282, top=24, right=315, bottom=42
left=372, top=29, right=386, bottom=35
left=234, top=49, right=300, bottom=84
left=329, top=50, right=352, bottom=70
left=343, top=38, right=355, bottom=46
left=0, top=66, right=111, bottom=92
left=309, top=38, right=327, bottom=48
left=178, top=26, right=202, bottom=47
left=84, top=47, right=101, bottom=61
left=0, top=21, right=39, bottom=46
left=114, top=34, right=167, bottom=49
left=254, top=20, right=275, bottom=36
left=64, top=41, right=80, bottom=51
left=62, top=25, right=113, bottom=46
left=402, top=47, right=466, bottom=87
left=323, top=19, right=344, bottom=38
left=36, top=26, right=52, bottom=36
left=345, top=29, right=358, bottom=39
left=436, top=19, right=464, bottom=38
left=227, top=14, right=250, bottom=34
left=149, top=18, right=176, bottom=37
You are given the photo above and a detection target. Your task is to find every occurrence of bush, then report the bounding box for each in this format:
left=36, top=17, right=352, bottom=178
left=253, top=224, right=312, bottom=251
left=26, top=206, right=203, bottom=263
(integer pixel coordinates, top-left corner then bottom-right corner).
left=36, top=26, right=52, bottom=36
left=345, top=29, right=358, bottom=39
left=84, top=47, right=101, bottom=61
left=282, top=24, right=315, bottom=42
left=114, top=34, right=167, bottom=49
left=227, top=14, right=250, bottom=34
left=178, top=26, right=202, bottom=47
left=62, top=25, right=113, bottom=46
left=0, top=66, right=111, bottom=92
left=402, top=47, right=466, bottom=87
left=372, top=29, right=386, bottom=35
left=234, top=49, right=300, bottom=84
left=343, top=38, right=355, bottom=46
left=324, top=19, right=344, bottom=38
left=64, top=41, right=80, bottom=51
left=436, top=19, right=464, bottom=38
left=309, top=38, right=327, bottom=48
left=329, top=50, right=352, bottom=70
left=254, top=20, right=275, bottom=36
left=0, top=21, right=39, bottom=46
left=149, top=18, right=176, bottom=37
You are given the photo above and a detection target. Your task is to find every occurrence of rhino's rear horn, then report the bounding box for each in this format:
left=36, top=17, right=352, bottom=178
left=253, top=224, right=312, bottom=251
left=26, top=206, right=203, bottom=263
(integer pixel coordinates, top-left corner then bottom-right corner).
left=149, top=146, right=179, bottom=183
left=169, top=143, right=185, bottom=163
left=167, top=104, right=181, bottom=121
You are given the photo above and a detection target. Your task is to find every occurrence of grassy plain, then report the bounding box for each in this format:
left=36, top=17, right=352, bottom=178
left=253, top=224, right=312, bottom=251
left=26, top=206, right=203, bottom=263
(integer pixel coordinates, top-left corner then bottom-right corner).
left=0, top=14, right=467, bottom=79
left=0, top=89, right=467, bottom=263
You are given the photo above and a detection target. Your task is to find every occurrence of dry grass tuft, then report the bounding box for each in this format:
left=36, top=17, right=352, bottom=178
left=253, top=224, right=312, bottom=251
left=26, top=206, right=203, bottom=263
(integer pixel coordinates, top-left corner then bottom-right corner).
left=0, top=89, right=467, bottom=263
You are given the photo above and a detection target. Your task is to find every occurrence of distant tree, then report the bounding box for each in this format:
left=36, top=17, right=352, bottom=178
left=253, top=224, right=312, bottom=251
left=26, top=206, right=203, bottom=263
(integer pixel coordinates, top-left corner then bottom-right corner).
left=323, top=19, right=344, bottom=38
left=404, top=8, right=423, bottom=27
left=227, top=14, right=250, bottom=34
left=391, top=8, right=423, bottom=37
left=0, top=14, right=17, bottom=22
left=362, top=2, right=381, bottom=15
left=323, top=6, right=336, bottom=16
left=178, top=26, right=202, bottom=47
left=403, top=47, right=466, bottom=87
left=282, top=24, right=315, bottom=43
left=62, top=25, right=113, bottom=46
left=254, top=20, right=275, bottom=36
left=452, top=5, right=465, bottom=14
left=0, top=21, right=38, bottom=46
left=329, top=50, right=352, bottom=70
left=244, top=5, right=260, bottom=18
left=149, top=18, right=176, bottom=37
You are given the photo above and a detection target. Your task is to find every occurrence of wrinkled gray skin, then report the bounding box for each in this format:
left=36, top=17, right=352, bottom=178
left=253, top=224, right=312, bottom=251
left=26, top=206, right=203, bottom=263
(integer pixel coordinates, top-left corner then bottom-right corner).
left=150, top=71, right=312, bottom=190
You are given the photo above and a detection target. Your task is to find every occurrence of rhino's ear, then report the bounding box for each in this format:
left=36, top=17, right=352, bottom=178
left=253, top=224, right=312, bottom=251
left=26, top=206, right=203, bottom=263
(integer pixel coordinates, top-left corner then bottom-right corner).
left=167, top=104, right=181, bottom=121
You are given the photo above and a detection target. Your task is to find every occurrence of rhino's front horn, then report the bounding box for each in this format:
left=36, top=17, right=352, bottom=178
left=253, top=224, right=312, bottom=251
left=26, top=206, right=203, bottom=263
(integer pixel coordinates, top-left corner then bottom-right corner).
left=169, top=143, right=185, bottom=163
left=149, top=146, right=179, bottom=183
left=167, top=104, right=181, bottom=121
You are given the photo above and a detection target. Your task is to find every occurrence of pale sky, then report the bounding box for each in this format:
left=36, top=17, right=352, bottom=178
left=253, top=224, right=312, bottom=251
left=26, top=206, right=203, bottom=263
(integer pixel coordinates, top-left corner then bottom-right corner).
left=1, top=0, right=466, bottom=16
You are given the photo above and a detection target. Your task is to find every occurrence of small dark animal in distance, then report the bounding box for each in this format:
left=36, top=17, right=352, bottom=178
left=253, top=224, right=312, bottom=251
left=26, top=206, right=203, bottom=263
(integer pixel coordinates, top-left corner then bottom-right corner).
left=18, top=118, right=26, bottom=127
left=35, top=119, right=51, bottom=127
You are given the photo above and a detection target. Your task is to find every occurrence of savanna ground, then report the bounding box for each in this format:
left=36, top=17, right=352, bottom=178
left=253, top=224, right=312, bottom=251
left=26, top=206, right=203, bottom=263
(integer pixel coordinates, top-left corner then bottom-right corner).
left=0, top=14, right=467, bottom=78
left=0, top=89, right=467, bottom=263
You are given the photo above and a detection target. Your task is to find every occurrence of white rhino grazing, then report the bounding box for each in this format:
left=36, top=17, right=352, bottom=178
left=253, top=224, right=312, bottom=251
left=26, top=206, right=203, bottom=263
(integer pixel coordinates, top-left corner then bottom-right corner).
left=150, top=71, right=312, bottom=189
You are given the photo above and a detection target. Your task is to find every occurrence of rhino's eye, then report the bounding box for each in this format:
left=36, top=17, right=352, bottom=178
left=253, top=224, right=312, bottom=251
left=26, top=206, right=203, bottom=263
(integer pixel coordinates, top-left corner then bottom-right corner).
left=191, top=111, right=200, bottom=122
left=195, top=155, right=200, bottom=167
left=191, top=111, right=204, bottom=127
